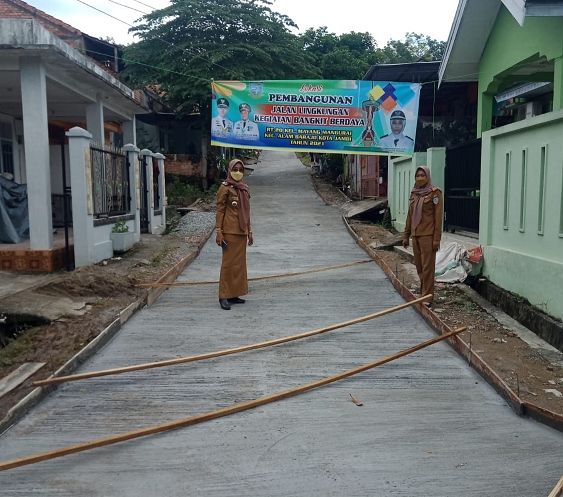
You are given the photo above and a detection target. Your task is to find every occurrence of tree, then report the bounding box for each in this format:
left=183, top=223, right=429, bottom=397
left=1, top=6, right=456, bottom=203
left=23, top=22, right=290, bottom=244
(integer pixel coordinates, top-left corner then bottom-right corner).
left=378, top=32, right=446, bottom=63
left=300, top=28, right=379, bottom=80
left=123, top=0, right=318, bottom=114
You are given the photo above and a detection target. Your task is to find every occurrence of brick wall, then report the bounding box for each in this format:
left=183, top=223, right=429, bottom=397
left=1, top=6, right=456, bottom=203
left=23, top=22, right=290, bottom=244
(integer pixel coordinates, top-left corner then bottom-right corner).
left=0, top=0, right=83, bottom=47
left=165, top=155, right=203, bottom=177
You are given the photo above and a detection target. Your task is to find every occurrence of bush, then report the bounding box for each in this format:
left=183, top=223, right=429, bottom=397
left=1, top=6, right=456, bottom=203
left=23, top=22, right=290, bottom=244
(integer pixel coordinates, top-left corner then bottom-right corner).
left=111, top=221, right=129, bottom=233
left=165, top=175, right=204, bottom=206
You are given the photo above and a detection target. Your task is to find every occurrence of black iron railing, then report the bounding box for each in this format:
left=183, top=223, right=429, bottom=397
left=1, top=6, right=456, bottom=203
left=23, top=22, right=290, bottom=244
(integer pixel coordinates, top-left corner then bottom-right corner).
left=153, top=161, right=161, bottom=211
left=90, top=144, right=130, bottom=218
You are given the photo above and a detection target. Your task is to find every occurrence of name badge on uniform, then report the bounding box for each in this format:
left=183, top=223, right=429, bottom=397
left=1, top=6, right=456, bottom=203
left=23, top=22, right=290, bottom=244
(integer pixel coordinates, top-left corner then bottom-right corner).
left=433, top=196, right=439, bottom=205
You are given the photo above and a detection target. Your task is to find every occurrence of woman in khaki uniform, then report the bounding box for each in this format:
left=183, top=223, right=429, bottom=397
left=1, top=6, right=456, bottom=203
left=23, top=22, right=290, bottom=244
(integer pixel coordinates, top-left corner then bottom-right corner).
left=216, top=159, right=253, bottom=310
left=402, top=166, right=443, bottom=306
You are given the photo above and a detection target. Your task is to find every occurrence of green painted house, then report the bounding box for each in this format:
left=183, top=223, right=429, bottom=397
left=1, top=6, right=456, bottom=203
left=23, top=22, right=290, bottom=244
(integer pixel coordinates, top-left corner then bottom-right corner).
left=440, top=0, right=563, bottom=322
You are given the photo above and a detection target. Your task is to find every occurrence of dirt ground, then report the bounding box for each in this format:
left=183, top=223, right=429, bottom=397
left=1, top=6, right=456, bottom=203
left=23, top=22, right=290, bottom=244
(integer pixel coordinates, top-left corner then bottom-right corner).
left=309, top=170, right=563, bottom=415
left=0, top=201, right=215, bottom=421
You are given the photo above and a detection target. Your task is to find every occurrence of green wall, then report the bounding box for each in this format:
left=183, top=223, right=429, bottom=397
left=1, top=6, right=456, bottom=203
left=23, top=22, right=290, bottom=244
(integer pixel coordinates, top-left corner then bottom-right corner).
left=477, top=8, right=563, bottom=136
left=480, top=109, right=563, bottom=320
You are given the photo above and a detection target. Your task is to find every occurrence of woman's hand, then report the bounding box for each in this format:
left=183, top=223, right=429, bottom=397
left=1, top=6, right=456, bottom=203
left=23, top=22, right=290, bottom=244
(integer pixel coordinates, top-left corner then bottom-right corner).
left=248, top=233, right=254, bottom=246
left=216, top=232, right=225, bottom=247
left=402, top=238, right=409, bottom=248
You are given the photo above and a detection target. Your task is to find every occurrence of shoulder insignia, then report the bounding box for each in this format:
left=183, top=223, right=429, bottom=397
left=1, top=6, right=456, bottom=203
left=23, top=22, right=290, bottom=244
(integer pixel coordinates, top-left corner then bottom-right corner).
left=405, top=136, right=414, bottom=141
left=433, top=196, right=439, bottom=205
left=222, top=181, right=229, bottom=186
left=380, top=134, right=389, bottom=138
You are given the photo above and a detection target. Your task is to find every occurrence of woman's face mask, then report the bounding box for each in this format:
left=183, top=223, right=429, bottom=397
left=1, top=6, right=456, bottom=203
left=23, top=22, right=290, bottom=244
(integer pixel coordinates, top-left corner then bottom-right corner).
left=415, top=171, right=428, bottom=187
left=415, top=177, right=427, bottom=187
left=230, top=170, right=244, bottom=182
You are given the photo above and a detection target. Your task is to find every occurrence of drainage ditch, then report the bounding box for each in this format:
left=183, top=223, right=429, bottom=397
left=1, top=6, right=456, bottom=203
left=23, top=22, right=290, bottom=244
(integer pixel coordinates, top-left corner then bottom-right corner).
left=0, top=314, right=50, bottom=348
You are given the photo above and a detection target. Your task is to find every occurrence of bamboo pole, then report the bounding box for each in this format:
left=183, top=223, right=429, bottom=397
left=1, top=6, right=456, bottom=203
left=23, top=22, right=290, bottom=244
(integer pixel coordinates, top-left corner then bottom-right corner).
left=34, top=295, right=432, bottom=387
left=136, top=259, right=373, bottom=288
left=0, top=326, right=465, bottom=472
left=548, top=476, right=563, bottom=497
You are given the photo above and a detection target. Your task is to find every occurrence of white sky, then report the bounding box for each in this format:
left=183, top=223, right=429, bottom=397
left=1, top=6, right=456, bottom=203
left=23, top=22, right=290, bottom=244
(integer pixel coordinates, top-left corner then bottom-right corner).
left=27, top=0, right=459, bottom=47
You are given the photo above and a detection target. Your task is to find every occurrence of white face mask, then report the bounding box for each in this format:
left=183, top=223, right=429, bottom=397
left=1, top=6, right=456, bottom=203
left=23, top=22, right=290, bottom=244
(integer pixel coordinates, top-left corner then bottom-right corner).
left=230, top=171, right=244, bottom=182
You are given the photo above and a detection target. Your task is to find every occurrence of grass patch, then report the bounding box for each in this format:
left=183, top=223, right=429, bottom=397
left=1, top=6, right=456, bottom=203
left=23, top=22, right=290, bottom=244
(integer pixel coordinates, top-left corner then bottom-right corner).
left=0, top=327, right=41, bottom=369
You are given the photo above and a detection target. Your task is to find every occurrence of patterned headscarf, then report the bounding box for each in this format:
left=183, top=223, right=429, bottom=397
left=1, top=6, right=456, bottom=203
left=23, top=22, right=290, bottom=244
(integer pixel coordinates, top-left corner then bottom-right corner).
left=410, top=166, right=434, bottom=233
left=226, top=159, right=251, bottom=232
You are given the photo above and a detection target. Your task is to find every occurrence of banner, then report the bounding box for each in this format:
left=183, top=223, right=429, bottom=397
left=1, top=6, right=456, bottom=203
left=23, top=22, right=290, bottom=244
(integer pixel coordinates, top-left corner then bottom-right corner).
left=211, top=80, right=421, bottom=156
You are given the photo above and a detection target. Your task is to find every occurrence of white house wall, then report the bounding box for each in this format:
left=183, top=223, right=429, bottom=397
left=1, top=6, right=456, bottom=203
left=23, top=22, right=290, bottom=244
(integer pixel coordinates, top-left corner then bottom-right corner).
left=49, top=144, right=70, bottom=195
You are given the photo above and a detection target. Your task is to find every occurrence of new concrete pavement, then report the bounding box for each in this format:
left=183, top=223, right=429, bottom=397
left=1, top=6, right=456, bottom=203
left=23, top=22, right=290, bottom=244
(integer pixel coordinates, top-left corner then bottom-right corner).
left=0, top=151, right=561, bottom=496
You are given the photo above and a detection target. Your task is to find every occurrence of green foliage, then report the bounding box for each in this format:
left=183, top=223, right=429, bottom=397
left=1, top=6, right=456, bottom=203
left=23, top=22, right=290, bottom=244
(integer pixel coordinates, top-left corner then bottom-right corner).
left=378, top=32, right=446, bottom=64
left=111, top=221, right=129, bottom=233
left=121, top=2, right=446, bottom=112
left=300, top=28, right=445, bottom=80
left=301, top=28, right=378, bottom=80
left=123, top=0, right=318, bottom=115
left=166, top=174, right=205, bottom=206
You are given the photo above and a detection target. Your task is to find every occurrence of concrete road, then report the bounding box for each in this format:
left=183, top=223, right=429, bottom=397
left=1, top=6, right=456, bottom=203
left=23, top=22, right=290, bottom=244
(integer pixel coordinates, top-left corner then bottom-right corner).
left=0, top=151, right=561, bottom=496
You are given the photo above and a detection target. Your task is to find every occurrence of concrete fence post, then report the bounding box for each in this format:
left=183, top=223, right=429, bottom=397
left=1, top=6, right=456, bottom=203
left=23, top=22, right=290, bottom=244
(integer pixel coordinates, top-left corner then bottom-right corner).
left=426, top=147, right=446, bottom=192
left=153, top=153, right=166, bottom=229
left=123, top=144, right=141, bottom=242
left=139, top=149, right=154, bottom=233
left=66, top=126, right=94, bottom=268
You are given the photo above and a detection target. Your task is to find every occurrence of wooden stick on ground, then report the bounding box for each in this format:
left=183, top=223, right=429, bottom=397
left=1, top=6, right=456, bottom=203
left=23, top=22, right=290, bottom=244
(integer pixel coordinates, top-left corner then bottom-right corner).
left=34, top=295, right=432, bottom=387
left=136, top=259, right=373, bottom=288
left=0, top=326, right=465, bottom=472
left=548, top=476, right=563, bottom=497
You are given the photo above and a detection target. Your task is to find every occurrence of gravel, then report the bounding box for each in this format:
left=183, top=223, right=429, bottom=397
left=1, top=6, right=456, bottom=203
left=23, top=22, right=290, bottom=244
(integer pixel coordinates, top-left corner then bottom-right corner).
left=175, top=211, right=215, bottom=238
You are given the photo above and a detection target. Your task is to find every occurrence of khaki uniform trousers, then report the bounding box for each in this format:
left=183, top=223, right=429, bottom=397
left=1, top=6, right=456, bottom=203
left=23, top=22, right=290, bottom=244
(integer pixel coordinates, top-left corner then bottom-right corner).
left=412, top=235, right=436, bottom=300
left=219, top=233, right=249, bottom=299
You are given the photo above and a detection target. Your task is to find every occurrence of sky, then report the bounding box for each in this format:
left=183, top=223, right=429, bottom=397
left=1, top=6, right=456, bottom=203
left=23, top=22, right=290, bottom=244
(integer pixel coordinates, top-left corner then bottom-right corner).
left=27, top=0, right=459, bottom=46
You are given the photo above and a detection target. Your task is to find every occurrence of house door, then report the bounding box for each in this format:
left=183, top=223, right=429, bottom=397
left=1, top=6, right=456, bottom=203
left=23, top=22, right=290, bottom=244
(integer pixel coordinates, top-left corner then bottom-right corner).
left=361, top=155, right=378, bottom=198
left=139, top=155, right=149, bottom=233
left=445, top=139, right=481, bottom=233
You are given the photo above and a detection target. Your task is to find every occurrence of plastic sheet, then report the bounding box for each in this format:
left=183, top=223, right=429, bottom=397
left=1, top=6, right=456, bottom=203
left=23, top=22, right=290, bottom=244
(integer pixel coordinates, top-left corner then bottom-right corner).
left=0, top=175, right=29, bottom=243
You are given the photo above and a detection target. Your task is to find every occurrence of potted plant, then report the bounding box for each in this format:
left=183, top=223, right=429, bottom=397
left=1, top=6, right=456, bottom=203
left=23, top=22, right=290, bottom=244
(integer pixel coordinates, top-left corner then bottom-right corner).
left=110, top=221, right=135, bottom=253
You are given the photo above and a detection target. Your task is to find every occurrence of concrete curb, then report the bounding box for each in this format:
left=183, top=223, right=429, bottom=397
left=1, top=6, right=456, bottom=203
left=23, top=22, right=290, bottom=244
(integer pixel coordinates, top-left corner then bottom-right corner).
left=0, top=227, right=214, bottom=435
left=342, top=215, right=563, bottom=432
left=309, top=174, right=351, bottom=206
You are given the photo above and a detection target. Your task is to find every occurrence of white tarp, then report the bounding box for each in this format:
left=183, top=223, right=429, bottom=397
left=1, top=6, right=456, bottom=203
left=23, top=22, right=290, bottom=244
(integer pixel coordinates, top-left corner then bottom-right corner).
left=435, top=241, right=473, bottom=283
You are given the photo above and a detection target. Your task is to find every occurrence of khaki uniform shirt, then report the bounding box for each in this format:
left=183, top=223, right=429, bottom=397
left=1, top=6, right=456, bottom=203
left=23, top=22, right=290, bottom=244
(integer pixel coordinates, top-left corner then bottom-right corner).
left=216, top=183, right=250, bottom=235
left=403, top=187, right=443, bottom=243
left=233, top=120, right=259, bottom=140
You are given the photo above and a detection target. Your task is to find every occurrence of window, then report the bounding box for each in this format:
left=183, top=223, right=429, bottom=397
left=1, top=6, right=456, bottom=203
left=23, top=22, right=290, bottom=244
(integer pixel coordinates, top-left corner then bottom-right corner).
left=0, top=120, right=14, bottom=175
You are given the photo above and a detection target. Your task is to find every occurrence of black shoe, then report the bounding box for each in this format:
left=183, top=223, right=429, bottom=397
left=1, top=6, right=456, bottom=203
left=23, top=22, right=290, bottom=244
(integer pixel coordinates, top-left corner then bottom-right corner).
left=228, top=297, right=246, bottom=304
left=219, top=299, right=231, bottom=310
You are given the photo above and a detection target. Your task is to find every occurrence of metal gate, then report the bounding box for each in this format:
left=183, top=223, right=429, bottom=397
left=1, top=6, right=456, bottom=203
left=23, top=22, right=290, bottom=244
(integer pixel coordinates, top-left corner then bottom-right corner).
left=444, top=139, right=481, bottom=233
left=139, top=155, right=149, bottom=233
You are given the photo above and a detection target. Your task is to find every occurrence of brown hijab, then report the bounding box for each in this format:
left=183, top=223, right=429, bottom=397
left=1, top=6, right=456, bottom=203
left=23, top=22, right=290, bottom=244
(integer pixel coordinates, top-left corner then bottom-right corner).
left=226, top=159, right=251, bottom=232
left=410, top=165, right=434, bottom=233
